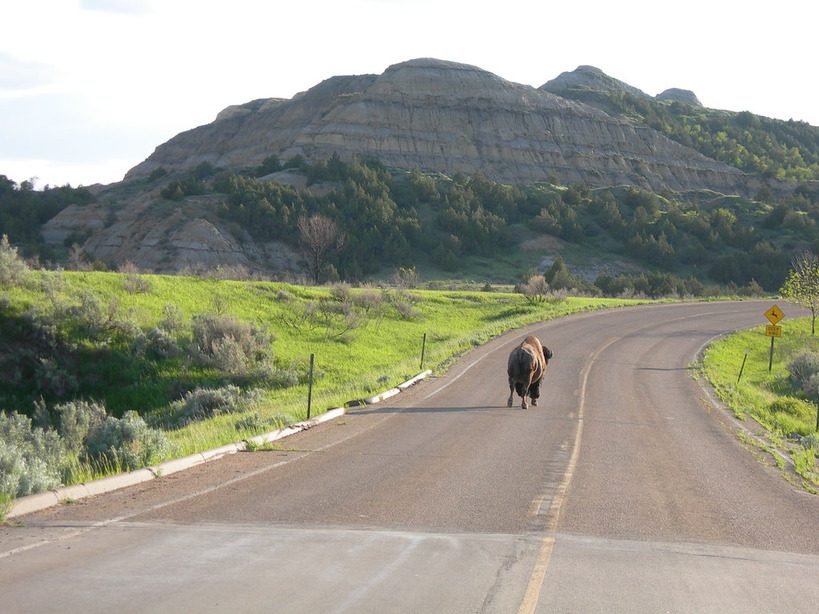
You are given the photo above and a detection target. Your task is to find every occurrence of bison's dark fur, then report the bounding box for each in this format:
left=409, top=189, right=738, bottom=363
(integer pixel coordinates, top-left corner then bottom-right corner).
left=507, top=336, right=553, bottom=409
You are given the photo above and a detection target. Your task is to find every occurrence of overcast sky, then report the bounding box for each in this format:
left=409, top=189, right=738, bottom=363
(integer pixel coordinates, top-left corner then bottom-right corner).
left=2, top=0, right=817, bottom=188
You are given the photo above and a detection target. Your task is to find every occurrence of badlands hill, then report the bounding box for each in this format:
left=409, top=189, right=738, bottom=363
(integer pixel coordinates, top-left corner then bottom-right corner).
left=125, top=58, right=748, bottom=194
left=36, top=58, right=819, bottom=282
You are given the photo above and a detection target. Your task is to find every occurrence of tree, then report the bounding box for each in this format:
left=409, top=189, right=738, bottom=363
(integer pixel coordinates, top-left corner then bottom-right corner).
left=297, top=214, right=344, bottom=285
left=780, top=251, right=819, bottom=335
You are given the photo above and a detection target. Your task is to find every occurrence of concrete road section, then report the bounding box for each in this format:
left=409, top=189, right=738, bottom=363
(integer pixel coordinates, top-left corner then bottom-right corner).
left=2, top=301, right=818, bottom=613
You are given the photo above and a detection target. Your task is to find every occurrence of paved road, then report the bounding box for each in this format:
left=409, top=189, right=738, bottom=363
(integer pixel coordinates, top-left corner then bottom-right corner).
left=3, top=301, right=818, bottom=613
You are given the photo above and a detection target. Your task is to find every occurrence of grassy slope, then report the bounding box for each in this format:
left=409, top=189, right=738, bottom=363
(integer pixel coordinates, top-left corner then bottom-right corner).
left=701, top=315, right=819, bottom=488
left=4, top=271, right=642, bottom=461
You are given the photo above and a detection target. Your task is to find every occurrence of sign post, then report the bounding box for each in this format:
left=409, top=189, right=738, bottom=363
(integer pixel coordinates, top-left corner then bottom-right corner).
left=763, top=305, right=785, bottom=372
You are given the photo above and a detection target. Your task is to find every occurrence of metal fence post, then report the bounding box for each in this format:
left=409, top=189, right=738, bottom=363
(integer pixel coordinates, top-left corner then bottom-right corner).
left=307, top=353, right=315, bottom=419
left=420, top=333, right=427, bottom=370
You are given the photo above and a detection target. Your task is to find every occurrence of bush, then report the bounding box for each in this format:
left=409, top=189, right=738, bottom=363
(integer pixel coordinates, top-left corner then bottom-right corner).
left=84, top=411, right=170, bottom=471
left=133, top=327, right=181, bottom=359
left=210, top=334, right=250, bottom=374
left=252, top=363, right=301, bottom=388
left=192, top=314, right=274, bottom=369
left=0, top=411, right=67, bottom=498
left=787, top=352, right=819, bottom=397
left=169, top=385, right=262, bottom=427
left=0, top=234, right=31, bottom=288
left=122, top=273, right=152, bottom=295
left=35, top=357, right=78, bottom=399
left=54, top=399, right=108, bottom=454
left=519, top=275, right=550, bottom=304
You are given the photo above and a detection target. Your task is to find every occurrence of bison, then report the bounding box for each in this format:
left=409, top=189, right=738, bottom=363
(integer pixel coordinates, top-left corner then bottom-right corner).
left=507, top=335, right=553, bottom=409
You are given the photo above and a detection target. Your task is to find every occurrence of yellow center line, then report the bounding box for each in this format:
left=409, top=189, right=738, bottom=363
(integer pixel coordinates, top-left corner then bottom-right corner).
left=517, top=336, right=618, bottom=614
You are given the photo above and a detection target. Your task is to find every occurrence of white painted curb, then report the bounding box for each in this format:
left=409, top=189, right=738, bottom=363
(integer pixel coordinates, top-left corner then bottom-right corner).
left=364, top=387, right=401, bottom=404
left=397, top=370, right=432, bottom=391
left=6, top=372, right=431, bottom=520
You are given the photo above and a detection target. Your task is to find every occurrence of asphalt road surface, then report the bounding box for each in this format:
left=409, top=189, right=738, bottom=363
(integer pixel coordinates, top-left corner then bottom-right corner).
left=3, top=301, right=819, bottom=613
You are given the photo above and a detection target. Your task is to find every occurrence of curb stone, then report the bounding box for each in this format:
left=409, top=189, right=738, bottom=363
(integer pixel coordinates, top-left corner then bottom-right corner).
left=347, top=369, right=432, bottom=407
left=6, top=371, right=431, bottom=520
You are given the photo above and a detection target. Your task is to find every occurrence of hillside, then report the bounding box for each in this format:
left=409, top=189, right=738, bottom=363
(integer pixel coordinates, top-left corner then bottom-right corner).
left=543, top=66, right=819, bottom=183
left=2, top=59, right=819, bottom=289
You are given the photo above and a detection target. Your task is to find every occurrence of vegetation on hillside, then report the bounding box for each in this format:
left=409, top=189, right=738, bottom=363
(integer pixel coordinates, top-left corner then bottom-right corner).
left=555, top=88, right=819, bottom=182
left=150, top=156, right=819, bottom=292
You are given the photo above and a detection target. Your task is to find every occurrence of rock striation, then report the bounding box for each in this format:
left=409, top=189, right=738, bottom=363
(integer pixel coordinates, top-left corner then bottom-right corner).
left=126, top=58, right=747, bottom=194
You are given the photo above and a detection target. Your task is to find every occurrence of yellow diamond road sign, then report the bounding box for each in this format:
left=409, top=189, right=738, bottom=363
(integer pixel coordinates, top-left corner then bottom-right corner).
left=764, top=305, right=785, bottom=325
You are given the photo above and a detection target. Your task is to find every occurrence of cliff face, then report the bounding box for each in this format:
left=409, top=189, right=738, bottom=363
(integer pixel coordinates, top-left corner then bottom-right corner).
left=126, top=58, right=747, bottom=194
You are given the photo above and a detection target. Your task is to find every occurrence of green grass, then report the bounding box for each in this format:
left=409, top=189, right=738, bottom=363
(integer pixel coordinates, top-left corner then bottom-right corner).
left=701, top=315, right=819, bottom=487
left=3, top=271, right=644, bottom=470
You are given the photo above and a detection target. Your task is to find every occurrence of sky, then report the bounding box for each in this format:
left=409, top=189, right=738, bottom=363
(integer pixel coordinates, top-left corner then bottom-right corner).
left=1, top=0, right=817, bottom=188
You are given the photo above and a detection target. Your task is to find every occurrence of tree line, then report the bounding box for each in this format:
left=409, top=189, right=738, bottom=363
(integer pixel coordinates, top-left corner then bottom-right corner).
left=3, top=152, right=819, bottom=293
left=202, top=156, right=818, bottom=291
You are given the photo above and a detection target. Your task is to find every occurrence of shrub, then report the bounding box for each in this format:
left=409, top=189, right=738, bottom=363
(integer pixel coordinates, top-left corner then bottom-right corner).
left=122, top=273, right=152, bottom=295
left=0, top=234, right=31, bottom=288
left=54, top=399, right=108, bottom=454
left=84, top=411, right=170, bottom=471
left=35, top=358, right=78, bottom=399
left=133, top=327, right=181, bottom=359
left=392, top=266, right=421, bottom=288
left=191, top=314, right=274, bottom=377
left=787, top=352, right=819, bottom=396
left=169, top=385, right=262, bottom=427
left=252, top=363, right=301, bottom=388
left=23, top=310, right=60, bottom=352
left=330, top=283, right=352, bottom=303
left=0, top=411, right=67, bottom=498
left=520, top=275, right=550, bottom=304
left=158, top=303, right=185, bottom=334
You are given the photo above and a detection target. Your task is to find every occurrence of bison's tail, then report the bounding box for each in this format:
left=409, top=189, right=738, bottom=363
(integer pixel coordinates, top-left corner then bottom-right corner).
left=514, top=382, right=527, bottom=397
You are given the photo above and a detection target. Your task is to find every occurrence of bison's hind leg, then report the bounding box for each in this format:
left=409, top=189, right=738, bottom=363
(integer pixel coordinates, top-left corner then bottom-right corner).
left=529, top=380, right=541, bottom=406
